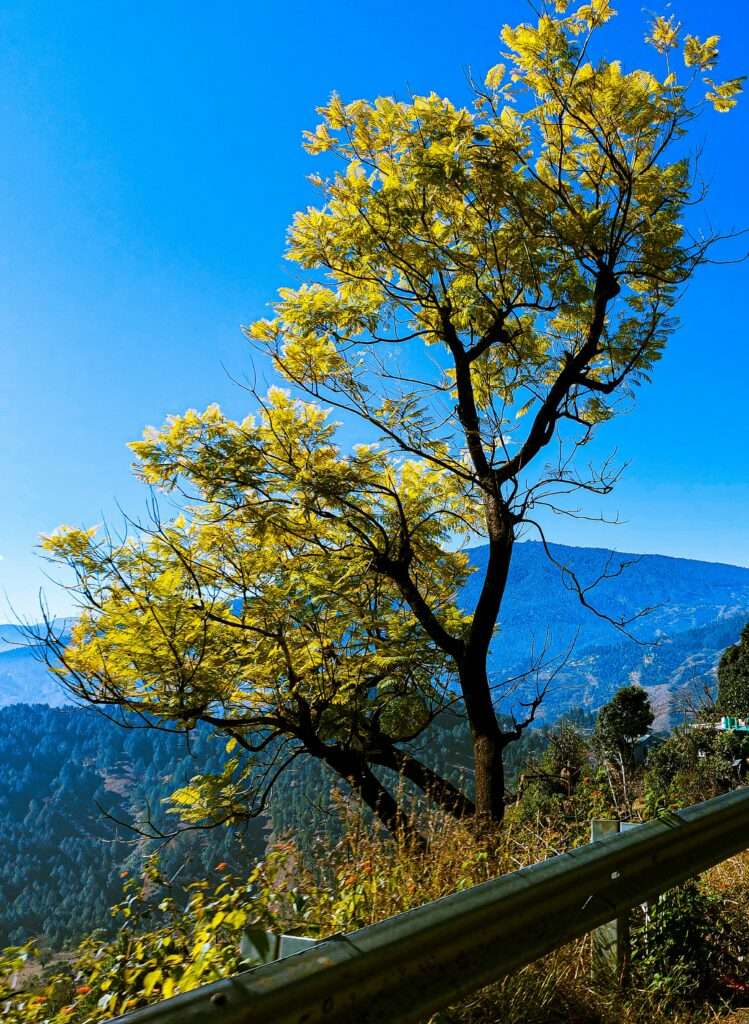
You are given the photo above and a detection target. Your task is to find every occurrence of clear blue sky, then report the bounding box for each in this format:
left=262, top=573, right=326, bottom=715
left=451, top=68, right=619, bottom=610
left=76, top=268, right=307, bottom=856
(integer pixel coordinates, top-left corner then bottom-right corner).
left=1, top=0, right=748, bottom=618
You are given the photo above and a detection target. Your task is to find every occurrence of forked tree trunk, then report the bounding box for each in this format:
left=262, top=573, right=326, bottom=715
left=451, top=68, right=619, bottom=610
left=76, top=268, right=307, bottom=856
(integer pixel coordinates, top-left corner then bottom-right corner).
left=323, top=748, right=427, bottom=850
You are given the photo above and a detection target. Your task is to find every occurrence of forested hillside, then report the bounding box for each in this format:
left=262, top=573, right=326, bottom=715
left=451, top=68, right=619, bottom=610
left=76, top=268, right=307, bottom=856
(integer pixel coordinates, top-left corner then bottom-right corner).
left=0, top=702, right=595, bottom=949
left=0, top=706, right=264, bottom=949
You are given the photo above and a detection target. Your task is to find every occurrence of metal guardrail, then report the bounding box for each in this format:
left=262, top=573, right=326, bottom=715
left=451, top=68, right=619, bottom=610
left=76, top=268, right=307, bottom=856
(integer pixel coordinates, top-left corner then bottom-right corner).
left=113, top=787, right=749, bottom=1024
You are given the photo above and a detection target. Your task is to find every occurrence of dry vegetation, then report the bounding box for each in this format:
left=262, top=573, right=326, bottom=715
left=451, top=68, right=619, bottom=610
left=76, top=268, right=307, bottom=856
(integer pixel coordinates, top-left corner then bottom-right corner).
left=3, top=791, right=749, bottom=1023
left=252, top=801, right=749, bottom=1024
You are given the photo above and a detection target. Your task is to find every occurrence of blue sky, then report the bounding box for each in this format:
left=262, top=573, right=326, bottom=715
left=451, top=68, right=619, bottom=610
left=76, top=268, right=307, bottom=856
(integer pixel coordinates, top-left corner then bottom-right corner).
left=1, top=0, right=748, bottom=618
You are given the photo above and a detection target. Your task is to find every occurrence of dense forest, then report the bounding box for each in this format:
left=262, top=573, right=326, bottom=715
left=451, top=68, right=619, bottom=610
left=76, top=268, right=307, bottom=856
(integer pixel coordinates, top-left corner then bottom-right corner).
left=0, top=706, right=265, bottom=949
left=0, top=703, right=596, bottom=949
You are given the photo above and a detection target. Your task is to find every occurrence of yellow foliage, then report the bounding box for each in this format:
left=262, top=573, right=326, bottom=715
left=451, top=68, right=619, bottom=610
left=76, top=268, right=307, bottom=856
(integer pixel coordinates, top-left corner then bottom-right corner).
left=646, top=15, right=680, bottom=54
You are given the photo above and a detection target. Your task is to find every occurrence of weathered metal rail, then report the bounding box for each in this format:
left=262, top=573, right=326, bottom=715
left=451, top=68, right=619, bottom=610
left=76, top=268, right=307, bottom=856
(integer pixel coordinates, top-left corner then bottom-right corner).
left=112, top=787, right=749, bottom=1024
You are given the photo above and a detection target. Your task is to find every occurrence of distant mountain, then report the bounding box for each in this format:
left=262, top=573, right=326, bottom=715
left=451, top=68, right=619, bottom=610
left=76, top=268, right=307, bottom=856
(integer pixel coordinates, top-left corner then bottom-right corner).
left=2, top=542, right=748, bottom=720
left=539, top=614, right=748, bottom=725
left=0, top=646, right=68, bottom=707
left=0, top=625, right=70, bottom=708
left=471, top=541, right=749, bottom=723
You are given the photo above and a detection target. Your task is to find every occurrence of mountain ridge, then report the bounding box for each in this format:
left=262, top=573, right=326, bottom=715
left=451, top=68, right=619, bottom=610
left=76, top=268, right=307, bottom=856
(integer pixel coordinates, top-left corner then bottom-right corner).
left=2, top=541, right=748, bottom=718
left=467, top=540, right=749, bottom=722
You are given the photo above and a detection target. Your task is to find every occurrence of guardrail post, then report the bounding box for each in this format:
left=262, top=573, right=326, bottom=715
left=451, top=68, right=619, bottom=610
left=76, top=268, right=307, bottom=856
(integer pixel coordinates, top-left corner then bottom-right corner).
left=240, top=929, right=318, bottom=965
left=590, top=819, right=635, bottom=983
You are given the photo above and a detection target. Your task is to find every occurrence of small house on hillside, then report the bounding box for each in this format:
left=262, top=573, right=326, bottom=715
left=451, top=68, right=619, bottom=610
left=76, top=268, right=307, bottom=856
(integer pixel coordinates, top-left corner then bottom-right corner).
left=717, top=716, right=749, bottom=732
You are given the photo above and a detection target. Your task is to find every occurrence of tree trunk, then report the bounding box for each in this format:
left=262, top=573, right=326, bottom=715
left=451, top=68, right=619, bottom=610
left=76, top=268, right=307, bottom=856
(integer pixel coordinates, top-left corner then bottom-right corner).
left=323, top=748, right=426, bottom=850
left=473, top=730, right=506, bottom=828
left=457, top=493, right=515, bottom=828
left=459, top=657, right=508, bottom=827
left=372, top=747, right=475, bottom=819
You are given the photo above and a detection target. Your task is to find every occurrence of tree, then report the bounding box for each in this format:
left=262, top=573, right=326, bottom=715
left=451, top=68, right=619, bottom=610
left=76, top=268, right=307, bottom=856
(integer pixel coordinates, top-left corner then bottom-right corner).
left=644, top=723, right=748, bottom=814
left=595, top=686, right=654, bottom=759
left=594, top=685, right=654, bottom=814
left=41, top=3, right=742, bottom=830
left=717, top=623, right=749, bottom=717
left=541, top=721, right=589, bottom=799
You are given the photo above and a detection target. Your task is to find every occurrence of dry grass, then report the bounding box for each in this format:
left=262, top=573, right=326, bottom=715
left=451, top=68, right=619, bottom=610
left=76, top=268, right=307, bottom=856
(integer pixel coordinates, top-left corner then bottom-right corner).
left=262, top=802, right=749, bottom=1024
left=705, top=850, right=749, bottom=894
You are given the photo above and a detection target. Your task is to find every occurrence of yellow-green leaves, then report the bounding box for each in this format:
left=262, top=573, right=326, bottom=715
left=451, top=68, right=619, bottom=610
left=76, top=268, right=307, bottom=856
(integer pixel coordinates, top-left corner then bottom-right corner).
left=646, top=15, right=680, bottom=54
left=484, top=63, right=506, bottom=90
left=302, top=120, right=335, bottom=154
left=168, top=761, right=250, bottom=827
left=683, top=33, right=720, bottom=71
left=645, top=22, right=743, bottom=112
left=705, top=77, right=745, bottom=113
left=574, top=0, right=616, bottom=30
left=682, top=33, right=745, bottom=112
left=41, top=525, right=101, bottom=572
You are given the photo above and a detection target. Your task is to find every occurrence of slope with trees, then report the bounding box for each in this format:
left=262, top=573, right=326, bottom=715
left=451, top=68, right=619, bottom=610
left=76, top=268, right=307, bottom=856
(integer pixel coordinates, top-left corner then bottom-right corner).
left=716, top=623, right=749, bottom=717
left=0, top=705, right=262, bottom=949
